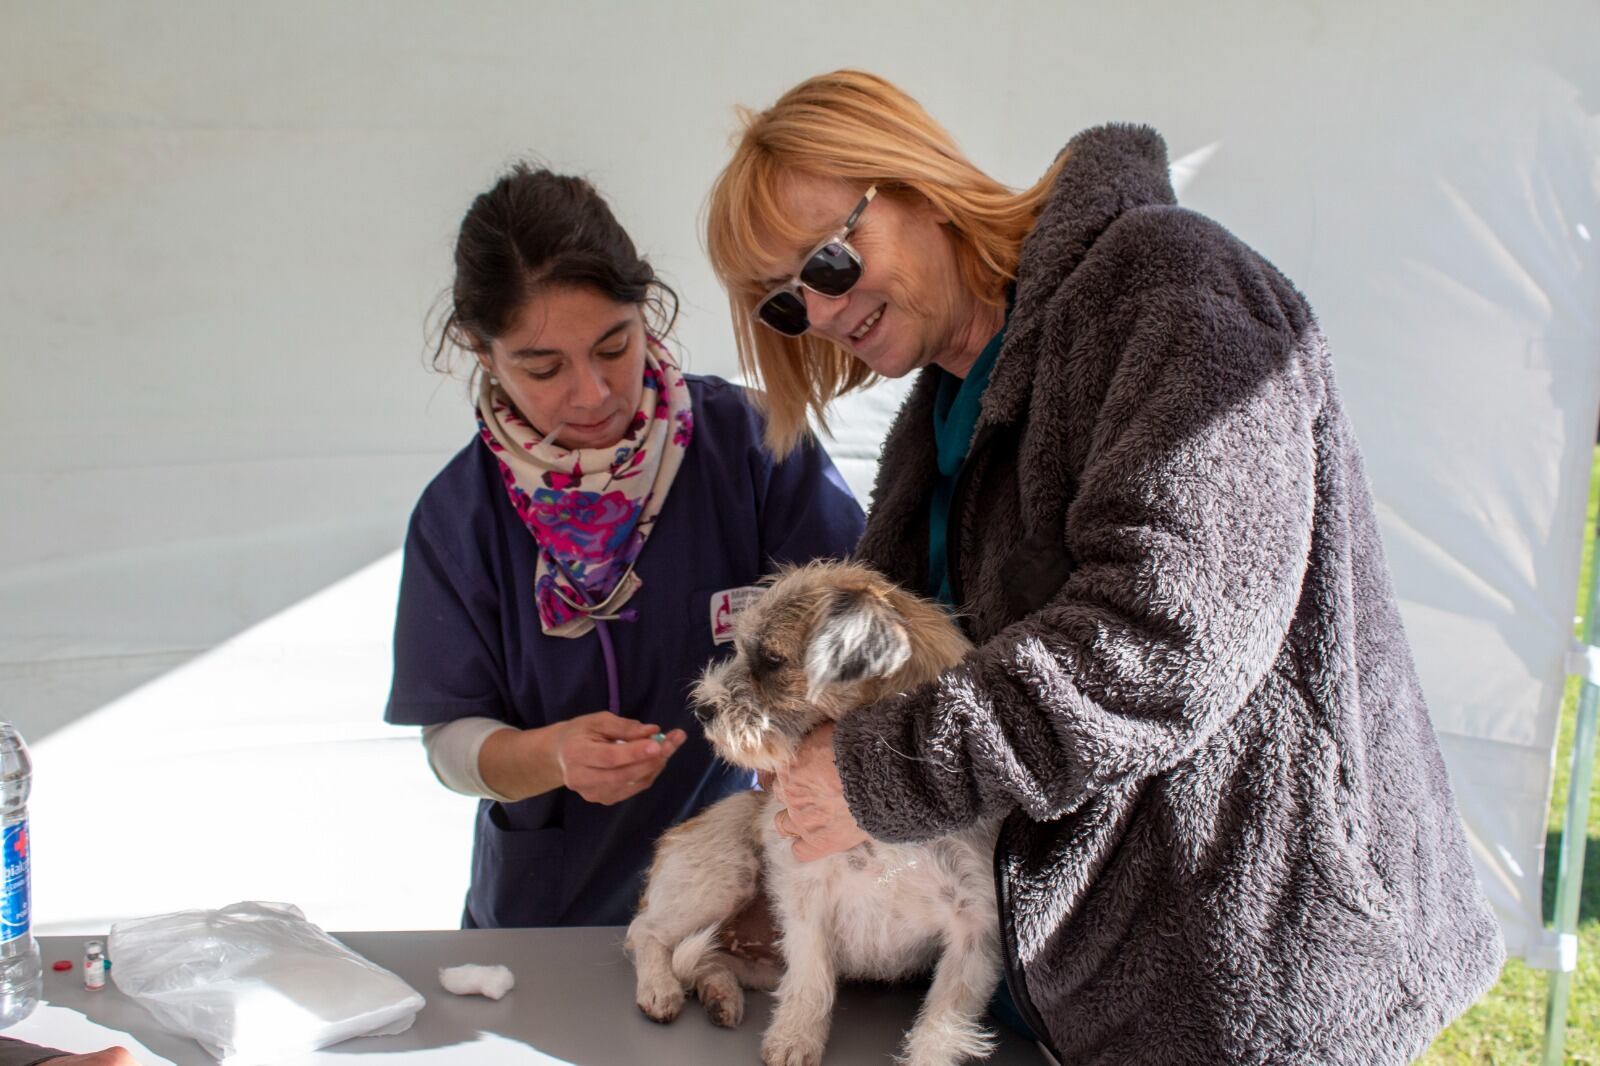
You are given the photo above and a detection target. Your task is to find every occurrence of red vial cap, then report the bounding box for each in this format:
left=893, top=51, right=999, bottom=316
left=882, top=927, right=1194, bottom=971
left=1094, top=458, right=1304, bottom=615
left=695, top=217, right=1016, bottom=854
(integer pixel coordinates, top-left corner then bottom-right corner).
left=51, top=960, right=72, bottom=972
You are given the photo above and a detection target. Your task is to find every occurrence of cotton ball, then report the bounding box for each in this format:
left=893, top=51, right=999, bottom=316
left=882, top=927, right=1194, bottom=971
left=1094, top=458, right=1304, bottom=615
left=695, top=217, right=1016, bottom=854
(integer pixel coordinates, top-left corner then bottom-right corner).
left=438, top=963, right=515, bottom=1000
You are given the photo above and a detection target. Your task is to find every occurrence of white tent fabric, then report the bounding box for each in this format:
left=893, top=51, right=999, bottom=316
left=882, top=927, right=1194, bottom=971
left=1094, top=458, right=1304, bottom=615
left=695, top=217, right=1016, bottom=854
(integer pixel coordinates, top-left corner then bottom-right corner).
left=3, top=3, right=1598, bottom=972
left=29, top=554, right=476, bottom=934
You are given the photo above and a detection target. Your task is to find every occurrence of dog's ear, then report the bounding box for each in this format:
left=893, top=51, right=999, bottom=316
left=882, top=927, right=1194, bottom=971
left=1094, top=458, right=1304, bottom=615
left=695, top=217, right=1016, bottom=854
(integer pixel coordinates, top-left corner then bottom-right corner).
left=804, top=588, right=911, bottom=702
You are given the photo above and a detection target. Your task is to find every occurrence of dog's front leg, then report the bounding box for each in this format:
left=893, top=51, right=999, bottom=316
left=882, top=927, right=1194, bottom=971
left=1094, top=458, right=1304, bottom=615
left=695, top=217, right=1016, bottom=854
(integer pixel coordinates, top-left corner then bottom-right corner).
left=761, top=881, right=836, bottom=1066
left=899, top=913, right=1002, bottom=1066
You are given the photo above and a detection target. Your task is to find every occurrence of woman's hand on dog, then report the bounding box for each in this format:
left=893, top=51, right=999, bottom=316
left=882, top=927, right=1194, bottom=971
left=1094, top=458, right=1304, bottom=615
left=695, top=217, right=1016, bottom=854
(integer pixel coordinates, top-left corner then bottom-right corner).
left=773, top=723, right=869, bottom=861
left=479, top=713, right=685, bottom=804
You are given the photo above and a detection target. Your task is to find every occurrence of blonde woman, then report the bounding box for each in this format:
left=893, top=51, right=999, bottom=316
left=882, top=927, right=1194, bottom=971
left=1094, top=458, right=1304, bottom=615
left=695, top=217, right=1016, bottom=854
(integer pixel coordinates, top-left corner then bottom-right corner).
left=705, top=71, right=1503, bottom=1064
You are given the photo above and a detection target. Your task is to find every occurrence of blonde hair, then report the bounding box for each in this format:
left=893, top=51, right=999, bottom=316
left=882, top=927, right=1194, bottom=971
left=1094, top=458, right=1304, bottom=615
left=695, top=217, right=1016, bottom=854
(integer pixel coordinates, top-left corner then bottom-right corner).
left=706, top=69, right=1067, bottom=455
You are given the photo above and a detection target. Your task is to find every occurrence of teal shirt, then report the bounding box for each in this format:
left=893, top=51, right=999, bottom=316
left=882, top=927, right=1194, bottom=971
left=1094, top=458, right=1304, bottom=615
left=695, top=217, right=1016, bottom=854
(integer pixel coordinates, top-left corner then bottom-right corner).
left=929, top=306, right=1011, bottom=605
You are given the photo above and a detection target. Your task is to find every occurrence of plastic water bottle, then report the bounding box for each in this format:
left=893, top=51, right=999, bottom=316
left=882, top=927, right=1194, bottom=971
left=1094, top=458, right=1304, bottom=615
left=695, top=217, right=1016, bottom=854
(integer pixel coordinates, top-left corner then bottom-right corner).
left=0, top=723, right=40, bottom=1028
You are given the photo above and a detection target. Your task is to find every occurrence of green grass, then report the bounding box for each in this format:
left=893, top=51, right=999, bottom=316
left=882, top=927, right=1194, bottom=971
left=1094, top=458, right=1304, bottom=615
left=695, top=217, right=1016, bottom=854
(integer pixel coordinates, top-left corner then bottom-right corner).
left=1420, top=445, right=1600, bottom=1065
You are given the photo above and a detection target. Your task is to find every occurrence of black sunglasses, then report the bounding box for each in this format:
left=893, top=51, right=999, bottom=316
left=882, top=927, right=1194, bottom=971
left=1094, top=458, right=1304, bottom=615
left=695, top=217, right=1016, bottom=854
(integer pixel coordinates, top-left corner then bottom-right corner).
left=752, top=186, right=877, bottom=336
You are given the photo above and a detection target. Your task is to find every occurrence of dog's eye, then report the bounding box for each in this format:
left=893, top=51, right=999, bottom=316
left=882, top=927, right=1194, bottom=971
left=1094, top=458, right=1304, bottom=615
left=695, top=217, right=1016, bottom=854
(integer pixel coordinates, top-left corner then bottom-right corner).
left=756, top=648, right=785, bottom=673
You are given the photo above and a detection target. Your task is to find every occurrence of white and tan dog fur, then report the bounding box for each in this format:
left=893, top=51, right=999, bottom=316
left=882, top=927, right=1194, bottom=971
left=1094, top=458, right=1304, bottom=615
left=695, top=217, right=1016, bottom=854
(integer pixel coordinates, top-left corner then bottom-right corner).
left=625, top=561, right=1003, bottom=1066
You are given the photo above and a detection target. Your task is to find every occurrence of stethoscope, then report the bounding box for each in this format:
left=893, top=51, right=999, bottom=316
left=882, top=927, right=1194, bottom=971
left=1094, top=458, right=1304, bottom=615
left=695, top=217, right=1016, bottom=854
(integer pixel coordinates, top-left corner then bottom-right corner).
left=532, top=419, right=637, bottom=717
left=542, top=549, right=635, bottom=717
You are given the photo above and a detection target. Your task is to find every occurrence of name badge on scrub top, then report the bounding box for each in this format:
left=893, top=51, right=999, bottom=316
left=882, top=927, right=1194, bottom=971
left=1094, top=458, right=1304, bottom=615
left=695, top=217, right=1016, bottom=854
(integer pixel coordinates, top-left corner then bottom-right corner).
left=710, top=587, right=764, bottom=644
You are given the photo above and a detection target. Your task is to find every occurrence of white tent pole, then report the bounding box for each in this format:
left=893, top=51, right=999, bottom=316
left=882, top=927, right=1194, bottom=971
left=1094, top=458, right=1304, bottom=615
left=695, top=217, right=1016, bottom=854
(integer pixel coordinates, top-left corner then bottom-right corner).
left=1541, top=476, right=1600, bottom=1065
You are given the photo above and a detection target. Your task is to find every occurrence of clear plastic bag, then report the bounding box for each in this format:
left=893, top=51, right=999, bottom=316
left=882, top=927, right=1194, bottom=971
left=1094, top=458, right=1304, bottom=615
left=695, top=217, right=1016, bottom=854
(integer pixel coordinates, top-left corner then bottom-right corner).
left=108, top=900, right=424, bottom=1064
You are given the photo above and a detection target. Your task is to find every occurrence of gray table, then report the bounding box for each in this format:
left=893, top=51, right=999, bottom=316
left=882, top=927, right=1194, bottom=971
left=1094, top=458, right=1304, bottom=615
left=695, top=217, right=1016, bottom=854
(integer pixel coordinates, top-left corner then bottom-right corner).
left=11, top=931, right=1048, bottom=1064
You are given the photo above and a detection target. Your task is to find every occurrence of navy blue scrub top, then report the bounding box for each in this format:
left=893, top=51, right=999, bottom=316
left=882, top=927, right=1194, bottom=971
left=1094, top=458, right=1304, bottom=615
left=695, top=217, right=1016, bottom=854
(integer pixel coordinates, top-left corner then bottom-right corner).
left=385, top=375, right=865, bottom=928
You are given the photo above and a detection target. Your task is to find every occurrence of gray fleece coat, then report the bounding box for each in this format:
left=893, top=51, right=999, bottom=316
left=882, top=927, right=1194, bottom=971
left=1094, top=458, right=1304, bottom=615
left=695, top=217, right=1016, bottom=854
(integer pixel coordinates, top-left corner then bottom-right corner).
left=835, top=125, right=1504, bottom=1065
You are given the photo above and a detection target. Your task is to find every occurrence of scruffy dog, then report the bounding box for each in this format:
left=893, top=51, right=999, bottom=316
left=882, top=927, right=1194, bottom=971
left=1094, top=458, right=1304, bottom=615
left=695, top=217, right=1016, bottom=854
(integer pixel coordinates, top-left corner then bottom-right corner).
left=625, top=561, right=1002, bottom=1066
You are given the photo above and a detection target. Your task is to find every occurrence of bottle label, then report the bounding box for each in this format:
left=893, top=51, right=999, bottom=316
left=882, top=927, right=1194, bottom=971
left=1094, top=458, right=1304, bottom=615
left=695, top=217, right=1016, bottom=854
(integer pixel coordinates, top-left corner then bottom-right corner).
left=1, top=821, right=30, bottom=944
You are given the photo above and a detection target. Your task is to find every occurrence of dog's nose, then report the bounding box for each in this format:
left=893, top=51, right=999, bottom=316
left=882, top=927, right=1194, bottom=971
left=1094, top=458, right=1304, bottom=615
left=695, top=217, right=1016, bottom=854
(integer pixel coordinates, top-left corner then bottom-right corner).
left=691, top=703, right=713, bottom=726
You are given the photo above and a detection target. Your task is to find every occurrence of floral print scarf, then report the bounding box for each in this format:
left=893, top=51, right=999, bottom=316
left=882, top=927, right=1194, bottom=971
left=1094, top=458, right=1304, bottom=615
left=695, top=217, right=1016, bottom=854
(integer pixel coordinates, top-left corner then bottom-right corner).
left=475, top=338, right=694, bottom=637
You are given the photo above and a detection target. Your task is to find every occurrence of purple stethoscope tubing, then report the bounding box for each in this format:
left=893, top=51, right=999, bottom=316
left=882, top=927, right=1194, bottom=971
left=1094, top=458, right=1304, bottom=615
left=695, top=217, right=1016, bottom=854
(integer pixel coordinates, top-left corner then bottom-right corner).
left=544, top=551, right=627, bottom=717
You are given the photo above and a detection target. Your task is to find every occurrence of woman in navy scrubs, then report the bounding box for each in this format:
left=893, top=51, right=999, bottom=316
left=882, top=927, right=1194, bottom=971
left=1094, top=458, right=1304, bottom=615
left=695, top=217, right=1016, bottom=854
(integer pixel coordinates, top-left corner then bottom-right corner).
left=386, top=166, right=864, bottom=928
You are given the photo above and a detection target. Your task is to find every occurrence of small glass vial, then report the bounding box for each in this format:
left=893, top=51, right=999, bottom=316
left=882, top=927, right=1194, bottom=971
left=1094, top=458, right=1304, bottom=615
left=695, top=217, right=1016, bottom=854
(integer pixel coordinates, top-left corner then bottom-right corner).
left=82, top=941, right=105, bottom=992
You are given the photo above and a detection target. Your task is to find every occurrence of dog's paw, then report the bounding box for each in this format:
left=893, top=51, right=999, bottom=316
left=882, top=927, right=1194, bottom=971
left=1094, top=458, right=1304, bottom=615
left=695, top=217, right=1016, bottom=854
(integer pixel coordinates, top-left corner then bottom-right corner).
left=760, top=1034, right=825, bottom=1066
left=696, top=968, right=744, bottom=1028
left=899, top=1017, right=997, bottom=1066
left=635, top=979, right=685, bottom=1024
